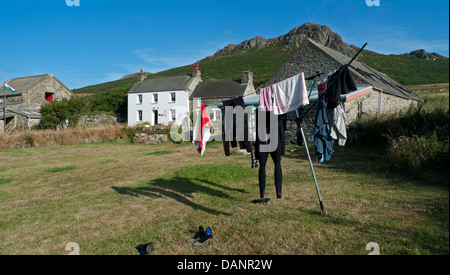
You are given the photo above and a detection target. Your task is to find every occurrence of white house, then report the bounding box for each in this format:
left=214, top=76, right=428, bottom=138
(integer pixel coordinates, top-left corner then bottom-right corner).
left=127, top=70, right=201, bottom=127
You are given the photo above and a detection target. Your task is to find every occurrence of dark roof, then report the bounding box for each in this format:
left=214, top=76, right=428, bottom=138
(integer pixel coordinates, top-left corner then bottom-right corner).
left=307, top=39, right=421, bottom=101
left=190, top=80, right=248, bottom=99
left=128, top=75, right=195, bottom=93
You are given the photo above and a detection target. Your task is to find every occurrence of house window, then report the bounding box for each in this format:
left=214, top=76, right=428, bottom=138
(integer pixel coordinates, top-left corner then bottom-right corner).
left=214, top=110, right=221, bottom=121
left=137, top=94, right=143, bottom=105
left=170, top=92, right=176, bottom=103
left=137, top=110, right=143, bottom=122
left=152, top=93, right=158, bottom=104
left=170, top=109, right=176, bottom=121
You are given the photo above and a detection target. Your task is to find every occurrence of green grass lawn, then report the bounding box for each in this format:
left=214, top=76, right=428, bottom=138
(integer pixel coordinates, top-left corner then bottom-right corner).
left=0, top=141, right=448, bottom=255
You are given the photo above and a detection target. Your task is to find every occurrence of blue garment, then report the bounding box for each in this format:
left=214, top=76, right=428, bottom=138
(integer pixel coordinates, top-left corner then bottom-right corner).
left=313, top=97, right=334, bottom=163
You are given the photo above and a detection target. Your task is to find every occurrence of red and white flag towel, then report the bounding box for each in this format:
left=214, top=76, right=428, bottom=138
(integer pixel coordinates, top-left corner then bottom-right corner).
left=193, top=104, right=213, bottom=156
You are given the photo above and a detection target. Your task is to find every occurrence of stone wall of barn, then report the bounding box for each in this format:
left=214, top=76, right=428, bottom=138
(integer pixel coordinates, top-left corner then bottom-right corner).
left=283, top=89, right=419, bottom=145
left=21, top=74, right=72, bottom=110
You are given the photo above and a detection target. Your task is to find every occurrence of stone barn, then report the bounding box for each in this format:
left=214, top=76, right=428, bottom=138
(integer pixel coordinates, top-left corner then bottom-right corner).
left=265, top=38, right=422, bottom=143
left=1, top=74, right=73, bottom=131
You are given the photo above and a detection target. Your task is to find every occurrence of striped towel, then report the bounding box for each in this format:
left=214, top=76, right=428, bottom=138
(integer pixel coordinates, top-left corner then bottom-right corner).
left=273, top=72, right=309, bottom=115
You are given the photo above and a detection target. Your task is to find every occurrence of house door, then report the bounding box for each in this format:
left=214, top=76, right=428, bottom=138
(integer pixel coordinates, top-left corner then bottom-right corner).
left=153, top=110, right=158, bottom=125
left=45, top=93, right=54, bottom=104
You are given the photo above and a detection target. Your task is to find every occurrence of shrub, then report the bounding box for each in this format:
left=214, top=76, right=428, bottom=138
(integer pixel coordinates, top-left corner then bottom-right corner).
left=40, top=97, right=89, bottom=129
left=25, top=136, right=35, bottom=147
left=355, top=101, right=449, bottom=179
left=387, top=134, right=449, bottom=175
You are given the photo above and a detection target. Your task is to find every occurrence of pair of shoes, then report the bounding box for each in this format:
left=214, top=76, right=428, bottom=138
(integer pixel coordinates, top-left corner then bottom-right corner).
left=187, top=226, right=212, bottom=247
left=193, top=227, right=212, bottom=247
left=136, top=242, right=154, bottom=255
left=186, top=226, right=205, bottom=244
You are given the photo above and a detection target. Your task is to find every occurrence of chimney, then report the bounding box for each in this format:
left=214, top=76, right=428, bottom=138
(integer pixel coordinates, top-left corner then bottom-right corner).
left=192, top=64, right=201, bottom=78
left=138, top=69, right=147, bottom=82
left=241, top=71, right=253, bottom=85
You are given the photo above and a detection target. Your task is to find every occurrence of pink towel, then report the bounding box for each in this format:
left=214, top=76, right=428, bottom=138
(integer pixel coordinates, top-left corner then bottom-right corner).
left=259, top=86, right=273, bottom=111
left=272, top=73, right=309, bottom=115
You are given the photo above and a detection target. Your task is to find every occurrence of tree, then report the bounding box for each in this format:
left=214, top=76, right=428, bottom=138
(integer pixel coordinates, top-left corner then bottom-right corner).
left=40, top=97, right=88, bottom=129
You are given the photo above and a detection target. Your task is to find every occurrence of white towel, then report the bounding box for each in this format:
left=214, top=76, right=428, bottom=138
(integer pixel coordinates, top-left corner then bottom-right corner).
left=272, top=73, right=309, bottom=115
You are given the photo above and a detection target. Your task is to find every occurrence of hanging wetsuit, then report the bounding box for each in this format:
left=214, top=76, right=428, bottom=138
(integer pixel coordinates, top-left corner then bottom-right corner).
left=255, top=111, right=286, bottom=199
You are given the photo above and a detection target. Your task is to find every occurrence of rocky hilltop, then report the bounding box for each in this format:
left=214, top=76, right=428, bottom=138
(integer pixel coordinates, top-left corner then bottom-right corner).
left=403, top=49, right=447, bottom=61
left=120, top=71, right=152, bottom=80
left=213, top=22, right=359, bottom=57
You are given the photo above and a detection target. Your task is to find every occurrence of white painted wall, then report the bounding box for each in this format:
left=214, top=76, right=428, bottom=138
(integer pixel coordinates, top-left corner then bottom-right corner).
left=128, top=90, right=190, bottom=127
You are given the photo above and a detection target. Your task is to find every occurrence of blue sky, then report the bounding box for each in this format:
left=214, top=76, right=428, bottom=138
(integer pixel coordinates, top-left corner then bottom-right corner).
left=0, top=0, right=448, bottom=89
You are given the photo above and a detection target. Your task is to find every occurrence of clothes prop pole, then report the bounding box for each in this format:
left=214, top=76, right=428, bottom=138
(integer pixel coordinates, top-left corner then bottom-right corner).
left=298, top=118, right=326, bottom=215
left=293, top=43, right=367, bottom=215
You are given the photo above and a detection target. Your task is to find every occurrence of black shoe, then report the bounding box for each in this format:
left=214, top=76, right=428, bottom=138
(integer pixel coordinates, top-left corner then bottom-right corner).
left=186, top=226, right=205, bottom=244
left=193, top=227, right=212, bottom=247
left=136, top=242, right=154, bottom=255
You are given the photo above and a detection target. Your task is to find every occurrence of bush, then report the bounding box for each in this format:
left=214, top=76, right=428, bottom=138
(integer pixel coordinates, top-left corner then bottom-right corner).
left=89, top=89, right=128, bottom=117
left=387, top=134, right=449, bottom=175
left=355, top=102, right=449, bottom=178
left=40, top=97, right=89, bottom=129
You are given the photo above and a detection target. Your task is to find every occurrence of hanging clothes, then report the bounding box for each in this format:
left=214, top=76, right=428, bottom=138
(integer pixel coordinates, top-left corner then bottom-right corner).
left=272, top=72, right=309, bottom=115
left=222, top=97, right=253, bottom=156
left=313, top=97, right=334, bottom=164
left=192, top=103, right=213, bottom=156
left=325, top=66, right=357, bottom=110
left=318, top=81, right=327, bottom=96
left=327, top=103, right=347, bottom=146
left=259, top=86, right=273, bottom=112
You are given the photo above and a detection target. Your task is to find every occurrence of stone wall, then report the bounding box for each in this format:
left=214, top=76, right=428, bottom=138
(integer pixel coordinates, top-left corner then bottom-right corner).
left=283, top=89, right=420, bottom=145
left=14, top=115, right=40, bottom=129
left=77, top=114, right=118, bottom=128
left=1, top=94, right=23, bottom=106
left=134, top=133, right=169, bottom=145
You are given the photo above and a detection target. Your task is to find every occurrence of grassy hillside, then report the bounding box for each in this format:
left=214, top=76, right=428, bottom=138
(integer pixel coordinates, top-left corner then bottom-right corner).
left=72, top=76, right=139, bottom=96
left=360, top=50, right=449, bottom=85
left=153, top=41, right=295, bottom=88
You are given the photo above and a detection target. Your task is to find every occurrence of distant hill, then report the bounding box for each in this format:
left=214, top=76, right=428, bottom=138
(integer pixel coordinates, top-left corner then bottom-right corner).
left=402, top=49, right=447, bottom=61
left=72, top=22, right=449, bottom=116
left=360, top=50, right=449, bottom=85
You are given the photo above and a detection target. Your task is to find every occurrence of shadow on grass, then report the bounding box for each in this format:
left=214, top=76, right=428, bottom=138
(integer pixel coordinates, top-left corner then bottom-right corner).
left=112, top=175, right=248, bottom=216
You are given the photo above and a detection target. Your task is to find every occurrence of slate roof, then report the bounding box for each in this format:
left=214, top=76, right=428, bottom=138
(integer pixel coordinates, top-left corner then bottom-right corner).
left=189, top=80, right=248, bottom=99
left=8, top=108, right=41, bottom=118
left=128, top=75, right=195, bottom=93
left=307, top=39, right=421, bottom=100
left=1, top=74, right=72, bottom=96
left=267, top=38, right=421, bottom=101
